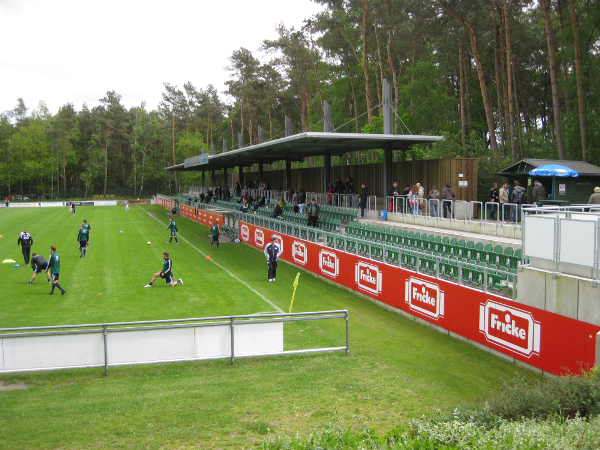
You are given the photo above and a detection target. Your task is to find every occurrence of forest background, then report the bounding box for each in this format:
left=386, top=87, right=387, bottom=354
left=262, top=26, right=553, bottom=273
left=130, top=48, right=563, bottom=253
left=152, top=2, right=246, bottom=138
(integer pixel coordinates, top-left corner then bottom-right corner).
left=0, top=0, right=598, bottom=200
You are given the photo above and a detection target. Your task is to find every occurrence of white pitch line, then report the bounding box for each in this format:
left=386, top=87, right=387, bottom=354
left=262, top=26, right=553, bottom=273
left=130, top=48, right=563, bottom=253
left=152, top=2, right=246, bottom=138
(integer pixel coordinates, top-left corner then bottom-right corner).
left=144, top=210, right=283, bottom=313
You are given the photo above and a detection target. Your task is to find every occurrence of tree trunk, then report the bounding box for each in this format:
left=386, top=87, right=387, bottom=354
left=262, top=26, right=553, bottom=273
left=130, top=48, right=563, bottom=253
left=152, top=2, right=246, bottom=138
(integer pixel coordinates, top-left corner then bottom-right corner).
left=540, top=0, right=565, bottom=159
left=493, top=3, right=505, bottom=155
left=171, top=111, right=178, bottom=193
left=361, top=0, right=375, bottom=124
left=556, top=0, right=572, bottom=116
left=503, top=0, right=517, bottom=163
left=570, top=0, right=588, bottom=161
left=438, top=1, right=499, bottom=154
left=513, top=68, right=525, bottom=158
left=103, top=132, right=109, bottom=198
left=459, top=43, right=467, bottom=154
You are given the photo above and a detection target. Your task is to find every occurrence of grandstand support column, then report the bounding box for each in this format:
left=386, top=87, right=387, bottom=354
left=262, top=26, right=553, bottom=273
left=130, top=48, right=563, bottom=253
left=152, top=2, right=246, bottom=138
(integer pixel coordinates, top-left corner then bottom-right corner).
left=324, top=101, right=332, bottom=132
left=202, top=171, right=205, bottom=189
left=224, top=167, right=228, bottom=187
left=286, top=157, right=292, bottom=191
left=259, top=161, right=264, bottom=183
left=239, top=166, right=244, bottom=188
left=211, top=169, right=215, bottom=188
left=324, top=150, right=331, bottom=193
left=383, top=144, right=393, bottom=201
left=383, top=79, right=393, bottom=199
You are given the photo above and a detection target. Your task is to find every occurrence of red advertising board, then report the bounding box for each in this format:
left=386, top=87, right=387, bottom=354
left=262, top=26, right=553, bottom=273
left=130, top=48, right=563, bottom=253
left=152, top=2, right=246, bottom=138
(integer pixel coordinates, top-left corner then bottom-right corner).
left=156, top=198, right=223, bottom=228
left=239, top=221, right=599, bottom=376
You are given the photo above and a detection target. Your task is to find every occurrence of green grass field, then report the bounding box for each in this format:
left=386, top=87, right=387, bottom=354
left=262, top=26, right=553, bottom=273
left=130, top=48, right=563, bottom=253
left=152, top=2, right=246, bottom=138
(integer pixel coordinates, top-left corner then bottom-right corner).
left=0, top=205, right=539, bottom=449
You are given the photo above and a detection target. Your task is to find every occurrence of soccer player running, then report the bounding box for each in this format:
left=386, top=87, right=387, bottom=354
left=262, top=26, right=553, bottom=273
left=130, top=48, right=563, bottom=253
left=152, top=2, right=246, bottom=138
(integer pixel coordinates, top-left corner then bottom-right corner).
left=77, top=223, right=90, bottom=257
left=48, top=246, right=66, bottom=295
left=27, top=253, right=51, bottom=285
left=210, top=219, right=220, bottom=250
left=144, top=252, right=183, bottom=287
left=166, top=217, right=179, bottom=244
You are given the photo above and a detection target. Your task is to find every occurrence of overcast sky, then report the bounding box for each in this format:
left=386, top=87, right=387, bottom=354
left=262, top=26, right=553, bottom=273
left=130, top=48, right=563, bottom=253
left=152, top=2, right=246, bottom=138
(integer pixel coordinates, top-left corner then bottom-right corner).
left=0, top=0, right=324, bottom=116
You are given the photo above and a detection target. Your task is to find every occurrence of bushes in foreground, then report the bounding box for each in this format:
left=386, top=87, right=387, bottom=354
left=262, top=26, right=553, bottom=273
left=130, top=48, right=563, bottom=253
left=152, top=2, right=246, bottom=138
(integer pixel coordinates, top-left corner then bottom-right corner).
left=261, top=370, right=600, bottom=450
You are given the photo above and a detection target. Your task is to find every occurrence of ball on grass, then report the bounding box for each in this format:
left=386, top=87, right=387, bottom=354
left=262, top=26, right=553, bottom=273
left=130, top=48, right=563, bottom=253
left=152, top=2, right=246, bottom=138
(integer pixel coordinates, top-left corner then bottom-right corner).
left=147, top=241, right=151, bottom=245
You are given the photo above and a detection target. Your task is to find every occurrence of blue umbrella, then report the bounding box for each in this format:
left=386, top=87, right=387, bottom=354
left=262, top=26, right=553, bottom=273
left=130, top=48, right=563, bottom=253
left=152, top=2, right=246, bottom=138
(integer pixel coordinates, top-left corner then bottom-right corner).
left=529, top=164, right=579, bottom=200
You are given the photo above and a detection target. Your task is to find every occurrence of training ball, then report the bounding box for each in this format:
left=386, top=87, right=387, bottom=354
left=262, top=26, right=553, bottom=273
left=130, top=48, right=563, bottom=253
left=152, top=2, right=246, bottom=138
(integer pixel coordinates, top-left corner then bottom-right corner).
left=120, top=231, right=123, bottom=233
left=147, top=241, right=151, bottom=245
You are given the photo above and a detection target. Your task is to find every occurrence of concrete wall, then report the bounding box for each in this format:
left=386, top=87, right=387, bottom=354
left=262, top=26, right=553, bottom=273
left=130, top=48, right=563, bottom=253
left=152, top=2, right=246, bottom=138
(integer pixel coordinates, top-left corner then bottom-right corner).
left=518, top=266, right=600, bottom=327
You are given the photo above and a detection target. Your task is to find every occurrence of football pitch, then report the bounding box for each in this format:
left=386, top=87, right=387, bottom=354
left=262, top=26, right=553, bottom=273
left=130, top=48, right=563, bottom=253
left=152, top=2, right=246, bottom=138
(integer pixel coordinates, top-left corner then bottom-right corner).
left=0, top=205, right=538, bottom=448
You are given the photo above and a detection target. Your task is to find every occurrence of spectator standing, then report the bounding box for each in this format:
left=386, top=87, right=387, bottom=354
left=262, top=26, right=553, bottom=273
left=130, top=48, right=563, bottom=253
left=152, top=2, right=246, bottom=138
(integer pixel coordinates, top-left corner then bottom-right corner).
left=408, top=185, right=419, bottom=215
left=298, top=189, right=306, bottom=215
left=428, top=186, right=440, bottom=218
left=416, top=183, right=425, bottom=215
left=510, top=181, right=526, bottom=223
left=588, top=187, right=600, bottom=204
left=333, top=177, right=345, bottom=206
left=488, top=183, right=499, bottom=220
left=499, top=181, right=509, bottom=222
left=17, top=228, right=33, bottom=266
left=326, top=183, right=334, bottom=205
left=387, top=182, right=400, bottom=212
left=234, top=182, right=241, bottom=198
left=346, top=176, right=355, bottom=207
left=224, top=185, right=231, bottom=201
left=531, top=179, right=547, bottom=207
left=307, top=199, right=320, bottom=227
left=264, top=236, right=283, bottom=282
left=403, top=184, right=411, bottom=196
left=441, top=182, right=456, bottom=218
left=291, top=192, right=299, bottom=213
left=357, top=183, right=368, bottom=218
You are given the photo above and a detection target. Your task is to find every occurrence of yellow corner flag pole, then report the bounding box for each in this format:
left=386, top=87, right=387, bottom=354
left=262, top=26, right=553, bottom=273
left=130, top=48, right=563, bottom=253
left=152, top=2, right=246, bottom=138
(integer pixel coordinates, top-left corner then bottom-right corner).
left=289, top=273, right=301, bottom=313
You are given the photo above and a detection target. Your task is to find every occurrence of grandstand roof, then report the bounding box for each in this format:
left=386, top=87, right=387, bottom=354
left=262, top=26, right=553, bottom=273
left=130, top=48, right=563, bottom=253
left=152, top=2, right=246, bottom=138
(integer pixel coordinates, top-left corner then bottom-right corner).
left=165, top=131, right=445, bottom=171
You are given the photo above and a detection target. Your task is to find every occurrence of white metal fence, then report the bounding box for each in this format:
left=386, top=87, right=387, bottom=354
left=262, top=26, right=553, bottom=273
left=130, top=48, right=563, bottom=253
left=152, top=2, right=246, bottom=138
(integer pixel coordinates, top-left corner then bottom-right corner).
left=523, top=206, right=600, bottom=279
left=0, top=311, right=349, bottom=375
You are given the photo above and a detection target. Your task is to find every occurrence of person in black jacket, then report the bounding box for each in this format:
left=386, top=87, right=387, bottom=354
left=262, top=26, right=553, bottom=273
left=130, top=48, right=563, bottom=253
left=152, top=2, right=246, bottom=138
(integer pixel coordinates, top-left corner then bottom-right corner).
left=357, top=183, right=369, bottom=218
left=298, top=189, right=307, bottom=214
left=346, top=176, right=355, bottom=207
left=333, top=177, right=345, bottom=206
left=17, top=228, right=33, bottom=266
left=307, top=199, right=320, bottom=227
left=387, top=182, right=400, bottom=212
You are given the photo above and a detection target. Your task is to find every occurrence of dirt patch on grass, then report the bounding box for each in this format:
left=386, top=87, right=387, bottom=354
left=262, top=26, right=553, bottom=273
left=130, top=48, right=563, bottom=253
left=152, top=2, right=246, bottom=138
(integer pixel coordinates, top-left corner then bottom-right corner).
left=0, top=381, right=32, bottom=391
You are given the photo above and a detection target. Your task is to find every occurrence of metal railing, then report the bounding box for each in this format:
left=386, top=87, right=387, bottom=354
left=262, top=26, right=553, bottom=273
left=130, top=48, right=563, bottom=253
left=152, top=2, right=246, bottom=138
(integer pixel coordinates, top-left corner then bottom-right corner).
left=523, top=205, right=600, bottom=279
left=0, top=312, right=349, bottom=375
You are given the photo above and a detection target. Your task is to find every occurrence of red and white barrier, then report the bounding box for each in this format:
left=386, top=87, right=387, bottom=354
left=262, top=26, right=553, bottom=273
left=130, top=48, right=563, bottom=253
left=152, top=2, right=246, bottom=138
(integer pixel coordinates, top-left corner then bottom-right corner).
left=240, top=221, right=599, bottom=376
left=155, top=198, right=223, bottom=228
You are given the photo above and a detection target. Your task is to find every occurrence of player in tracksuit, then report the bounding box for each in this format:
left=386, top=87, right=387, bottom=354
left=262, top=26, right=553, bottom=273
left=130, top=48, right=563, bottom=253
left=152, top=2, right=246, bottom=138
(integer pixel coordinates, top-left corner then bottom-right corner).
left=17, top=228, right=33, bottom=266
left=27, top=253, right=51, bottom=285
left=77, top=224, right=90, bottom=257
left=263, top=236, right=283, bottom=282
left=144, top=252, right=183, bottom=287
left=210, top=219, right=220, bottom=249
left=166, top=218, right=179, bottom=244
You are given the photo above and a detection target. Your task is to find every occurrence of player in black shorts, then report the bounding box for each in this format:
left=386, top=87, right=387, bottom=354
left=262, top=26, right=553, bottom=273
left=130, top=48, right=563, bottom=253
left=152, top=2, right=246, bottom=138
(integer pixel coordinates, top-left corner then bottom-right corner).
left=27, top=253, right=51, bottom=285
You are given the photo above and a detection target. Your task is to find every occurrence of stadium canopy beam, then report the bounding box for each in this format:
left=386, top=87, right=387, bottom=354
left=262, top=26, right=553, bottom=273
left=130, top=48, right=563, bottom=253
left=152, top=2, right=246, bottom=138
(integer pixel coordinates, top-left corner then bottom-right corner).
left=165, top=131, right=445, bottom=196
